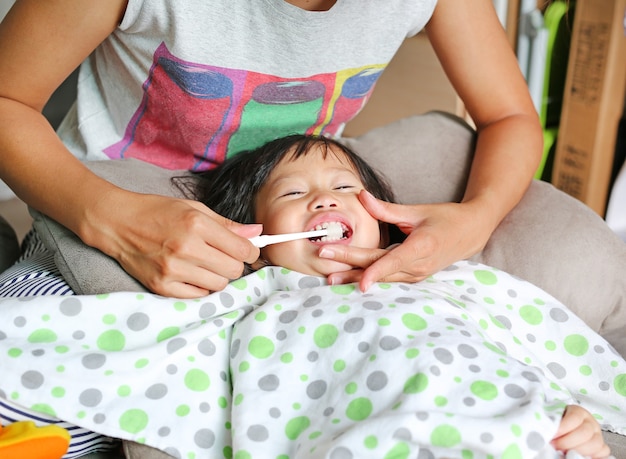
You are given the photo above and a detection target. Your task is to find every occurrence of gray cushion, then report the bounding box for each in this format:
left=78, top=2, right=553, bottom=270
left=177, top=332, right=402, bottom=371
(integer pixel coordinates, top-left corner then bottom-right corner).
left=29, top=111, right=626, bottom=357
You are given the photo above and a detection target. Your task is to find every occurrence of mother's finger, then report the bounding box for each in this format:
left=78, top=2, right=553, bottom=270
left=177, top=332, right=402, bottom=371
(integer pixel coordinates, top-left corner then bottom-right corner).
left=319, top=244, right=387, bottom=269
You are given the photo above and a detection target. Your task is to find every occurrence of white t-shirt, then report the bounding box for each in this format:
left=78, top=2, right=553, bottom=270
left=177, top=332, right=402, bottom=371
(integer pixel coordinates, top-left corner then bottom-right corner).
left=58, top=0, right=437, bottom=170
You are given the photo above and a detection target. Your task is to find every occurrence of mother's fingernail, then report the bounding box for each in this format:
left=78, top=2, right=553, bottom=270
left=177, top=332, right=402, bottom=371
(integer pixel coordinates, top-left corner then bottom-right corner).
left=319, top=248, right=334, bottom=258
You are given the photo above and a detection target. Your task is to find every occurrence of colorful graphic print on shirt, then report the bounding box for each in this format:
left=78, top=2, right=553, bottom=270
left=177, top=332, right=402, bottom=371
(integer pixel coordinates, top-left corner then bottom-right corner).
left=104, top=42, right=384, bottom=171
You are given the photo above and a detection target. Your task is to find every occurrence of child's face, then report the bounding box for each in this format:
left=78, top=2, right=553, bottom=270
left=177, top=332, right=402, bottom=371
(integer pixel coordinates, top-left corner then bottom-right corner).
left=255, top=145, right=382, bottom=276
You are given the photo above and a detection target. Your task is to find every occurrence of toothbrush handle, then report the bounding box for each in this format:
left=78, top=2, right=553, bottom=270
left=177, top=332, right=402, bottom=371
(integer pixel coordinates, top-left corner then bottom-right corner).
left=249, top=229, right=327, bottom=248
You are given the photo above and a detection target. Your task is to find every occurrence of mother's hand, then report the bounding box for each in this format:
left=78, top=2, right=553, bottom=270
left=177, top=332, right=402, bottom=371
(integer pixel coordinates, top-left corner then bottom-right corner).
left=92, top=193, right=261, bottom=298
left=321, top=190, right=493, bottom=291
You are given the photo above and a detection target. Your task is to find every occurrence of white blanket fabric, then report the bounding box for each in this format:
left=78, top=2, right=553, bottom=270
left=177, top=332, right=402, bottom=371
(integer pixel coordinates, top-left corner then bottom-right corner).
left=0, top=261, right=624, bottom=459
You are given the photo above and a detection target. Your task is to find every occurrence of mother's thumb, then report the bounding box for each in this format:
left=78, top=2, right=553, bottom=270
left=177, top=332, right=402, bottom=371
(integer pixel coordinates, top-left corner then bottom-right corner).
left=358, top=190, right=407, bottom=224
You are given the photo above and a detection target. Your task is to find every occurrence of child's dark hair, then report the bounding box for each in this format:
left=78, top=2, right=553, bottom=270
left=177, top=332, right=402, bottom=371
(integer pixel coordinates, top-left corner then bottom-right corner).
left=177, top=134, right=396, bottom=225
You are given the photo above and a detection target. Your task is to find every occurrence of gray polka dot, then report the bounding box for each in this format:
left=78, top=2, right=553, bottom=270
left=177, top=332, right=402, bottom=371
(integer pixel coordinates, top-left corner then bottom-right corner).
left=0, top=331, right=6, bottom=341
left=366, top=371, right=388, bottom=391
left=594, top=345, right=605, bottom=354
left=460, top=330, right=472, bottom=338
left=14, top=317, right=26, bottom=327
left=199, top=302, right=217, bottom=318
left=358, top=342, right=370, bottom=352
left=363, top=301, right=383, bottom=310
left=306, top=380, right=327, bottom=400
left=200, top=402, right=210, bottom=413
left=258, top=374, right=280, bottom=391
left=198, top=339, right=216, bottom=357
left=379, top=336, right=401, bottom=351
left=507, top=289, right=518, bottom=298
left=213, top=319, right=224, bottom=327
left=393, top=427, right=411, bottom=441
left=79, top=388, right=102, bottom=407
left=549, top=308, right=569, bottom=323
left=344, top=318, right=364, bottom=333
left=167, top=338, right=187, bottom=354
left=167, top=364, right=178, bottom=375
left=60, top=298, right=82, bottom=316
left=32, top=349, right=45, bottom=357
left=230, top=339, right=241, bottom=358
left=463, top=397, right=475, bottom=406
left=526, top=334, right=536, bottom=343
left=279, top=311, right=298, bottom=324
left=481, top=432, right=494, bottom=443
left=73, top=330, right=85, bottom=340
left=468, top=364, right=481, bottom=373
left=127, top=312, right=150, bottom=331
left=194, top=429, right=216, bottom=448
left=93, top=413, right=106, bottom=424
left=254, top=287, right=261, bottom=297
left=466, top=288, right=477, bottom=294
left=458, top=344, right=478, bottom=359
left=219, top=292, right=235, bottom=308
left=494, top=315, right=512, bottom=329
left=599, top=381, right=610, bottom=391
left=270, top=407, right=281, bottom=418
left=307, top=351, right=319, bottom=362
left=521, top=371, right=540, bottom=382
left=434, top=348, right=454, bottom=364
left=304, top=296, right=322, bottom=308
left=329, top=447, right=353, bottom=459
left=430, top=366, right=441, bottom=376
left=276, top=330, right=287, bottom=341
left=163, top=447, right=181, bottom=459
left=445, top=318, right=465, bottom=327
left=82, top=353, right=106, bottom=370
left=429, top=332, right=441, bottom=338
left=547, top=362, right=567, bottom=379
left=21, top=371, right=44, bottom=389
left=146, top=383, right=168, bottom=400
left=417, top=450, right=435, bottom=459
left=398, top=284, right=411, bottom=291
left=416, top=412, right=429, bottom=421
left=312, top=309, right=324, bottom=318
left=526, top=431, right=546, bottom=450
left=159, top=427, right=171, bottom=437
left=504, top=384, right=526, bottom=399
left=323, top=407, right=334, bottom=416
left=247, top=425, right=269, bottom=442
left=299, top=277, right=322, bottom=288
left=395, top=297, right=416, bottom=304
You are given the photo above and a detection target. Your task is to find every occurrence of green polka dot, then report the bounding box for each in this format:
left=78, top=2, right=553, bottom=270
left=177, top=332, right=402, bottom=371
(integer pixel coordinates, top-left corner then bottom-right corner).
left=235, top=451, right=251, bottom=459
left=184, top=369, right=210, bottom=391
left=281, top=352, right=293, bottom=363
left=378, top=283, right=392, bottom=290
left=545, top=340, right=557, bottom=351
left=51, top=387, right=65, bottom=398
left=483, top=342, right=506, bottom=356
left=285, top=416, right=310, bottom=440
left=511, top=424, right=522, bottom=437
left=519, top=305, right=543, bottom=325
left=157, top=327, right=180, bottom=343
left=231, top=278, right=248, bottom=290
left=28, top=329, right=57, bottom=343
left=176, top=404, right=191, bottom=416
left=97, top=330, right=126, bottom=351
left=255, top=312, right=267, bottom=322
left=256, top=270, right=266, bottom=280
left=405, top=348, right=419, bottom=359
left=8, top=348, right=22, bottom=358
left=135, top=358, right=149, bottom=369
left=248, top=336, right=275, bottom=359
left=31, top=404, right=56, bottom=416
left=614, top=374, right=626, bottom=396
left=331, top=285, right=356, bottom=295
left=501, top=443, right=523, bottom=459
left=334, top=360, right=346, bottom=372
left=401, top=313, right=427, bottom=331
left=239, top=361, right=250, bottom=372
left=431, top=424, right=461, bottom=447
left=337, top=305, right=350, bottom=313
left=119, top=409, right=149, bottom=434
left=384, top=442, right=410, bottom=459
left=118, top=385, right=131, bottom=397
left=96, top=294, right=110, bottom=300
left=474, top=270, right=497, bottom=286
left=234, top=394, right=244, bottom=406
left=55, top=345, right=69, bottom=354
left=364, top=435, right=378, bottom=449
left=479, top=319, right=488, bottom=330
left=378, top=318, right=391, bottom=326
left=218, top=397, right=228, bottom=409
left=435, top=396, right=448, bottom=407
left=345, top=382, right=358, bottom=394
left=173, top=301, right=186, bottom=312
left=403, top=373, right=428, bottom=394
left=564, top=334, right=589, bottom=357
left=471, top=381, right=498, bottom=400
left=346, top=397, right=373, bottom=421
left=313, top=324, right=339, bottom=348
left=496, top=370, right=509, bottom=378
left=309, top=431, right=322, bottom=440
left=580, top=365, right=592, bottom=376
left=102, top=314, right=116, bottom=325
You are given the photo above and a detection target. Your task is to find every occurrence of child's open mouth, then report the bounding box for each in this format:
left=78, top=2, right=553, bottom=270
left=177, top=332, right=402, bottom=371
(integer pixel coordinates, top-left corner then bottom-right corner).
left=308, top=221, right=352, bottom=243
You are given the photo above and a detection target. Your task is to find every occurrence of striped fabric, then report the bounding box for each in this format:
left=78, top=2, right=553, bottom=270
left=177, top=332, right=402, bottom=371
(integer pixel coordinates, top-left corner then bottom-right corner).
left=0, top=231, right=120, bottom=457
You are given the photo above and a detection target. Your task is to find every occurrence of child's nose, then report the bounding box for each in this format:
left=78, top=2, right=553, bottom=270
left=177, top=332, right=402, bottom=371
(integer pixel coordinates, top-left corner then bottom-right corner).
left=310, top=191, right=339, bottom=210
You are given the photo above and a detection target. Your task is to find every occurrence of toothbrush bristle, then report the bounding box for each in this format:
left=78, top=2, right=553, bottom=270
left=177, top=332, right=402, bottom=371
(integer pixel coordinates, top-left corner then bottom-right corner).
left=326, top=222, right=343, bottom=239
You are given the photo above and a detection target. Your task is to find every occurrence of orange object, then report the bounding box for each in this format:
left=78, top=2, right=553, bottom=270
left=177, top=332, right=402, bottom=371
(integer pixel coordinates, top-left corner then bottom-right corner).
left=0, top=421, right=70, bottom=459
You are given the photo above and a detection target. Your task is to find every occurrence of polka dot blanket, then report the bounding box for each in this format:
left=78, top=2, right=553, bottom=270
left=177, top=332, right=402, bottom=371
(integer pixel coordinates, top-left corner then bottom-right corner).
left=0, top=261, right=624, bottom=459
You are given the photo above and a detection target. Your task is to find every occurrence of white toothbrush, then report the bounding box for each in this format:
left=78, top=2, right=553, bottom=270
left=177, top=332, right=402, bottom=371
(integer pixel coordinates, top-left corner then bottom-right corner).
left=249, top=223, right=343, bottom=248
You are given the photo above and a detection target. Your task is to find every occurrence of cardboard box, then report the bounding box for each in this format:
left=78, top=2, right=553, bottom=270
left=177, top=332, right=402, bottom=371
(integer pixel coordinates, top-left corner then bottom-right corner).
left=551, top=0, right=626, bottom=216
